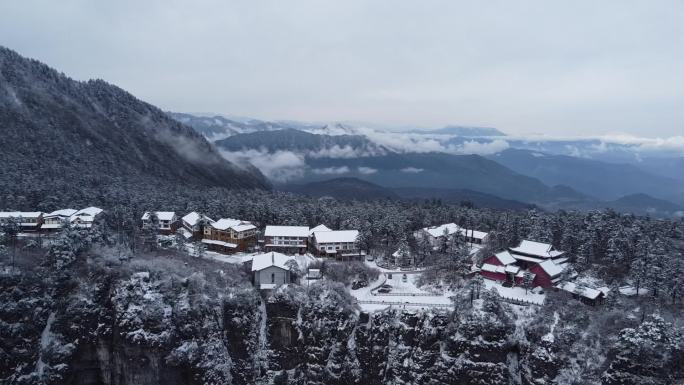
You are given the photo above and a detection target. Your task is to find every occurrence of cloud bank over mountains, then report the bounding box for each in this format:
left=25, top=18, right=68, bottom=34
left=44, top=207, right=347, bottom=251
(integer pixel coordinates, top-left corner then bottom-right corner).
left=215, top=118, right=683, bottom=182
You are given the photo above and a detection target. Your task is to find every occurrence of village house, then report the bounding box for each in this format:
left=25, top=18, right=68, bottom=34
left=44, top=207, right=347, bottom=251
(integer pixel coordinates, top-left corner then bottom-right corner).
left=181, top=211, right=214, bottom=240
left=41, top=209, right=77, bottom=231
left=141, top=211, right=178, bottom=234
left=556, top=282, right=606, bottom=306
left=264, top=225, right=310, bottom=254
left=251, top=251, right=295, bottom=291
left=416, top=223, right=489, bottom=249
left=202, top=218, right=257, bottom=254
left=0, top=212, right=44, bottom=232
left=69, top=207, right=104, bottom=229
left=479, top=240, right=569, bottom=289
left=312, top=229, right=363, bottom=259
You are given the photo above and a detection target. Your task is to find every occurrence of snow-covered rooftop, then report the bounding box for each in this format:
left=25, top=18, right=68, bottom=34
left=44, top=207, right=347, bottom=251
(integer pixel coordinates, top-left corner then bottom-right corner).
left=538, top=260, right=564, bottom=277
left=309, top=224, right=332, bottom=235
left=313, top=230, right=359, bottom=244
left=141, top=211, right=175, bottom=221
left=511, top=254, right=545, bottom=264
left=44, top=209, right=77, bottom=218
left=423, top=223, right=488, bottom=241
left=201, top=239, right=237, bottom=248
left=423, top=223, right=460, bottom=238
left=556, top=282, right=603, bottom=300
left=0, top=211, right=43, bottom=219
left=251, top=252, right=294, bottom=271
left=494, top=250, right=516, bottom=265
left=74, top=207, right=103, bottom=217
left=510, top=240, right=564, bottom=259
left=264, top=225, right=310, bottom=237
left=182, top=211, right=214, bottom=227
left=481, top=263, right=506, bottom=274
left=211, top=218, right=255, bottom=232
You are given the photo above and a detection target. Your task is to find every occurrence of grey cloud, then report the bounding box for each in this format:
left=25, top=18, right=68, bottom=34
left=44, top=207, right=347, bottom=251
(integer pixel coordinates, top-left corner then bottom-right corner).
left=1, top=1, right=683, bottom=137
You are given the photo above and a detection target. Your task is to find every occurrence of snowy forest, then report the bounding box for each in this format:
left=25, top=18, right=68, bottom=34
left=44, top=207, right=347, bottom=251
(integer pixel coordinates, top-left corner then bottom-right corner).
left=1, top=185, right=683, bottom=385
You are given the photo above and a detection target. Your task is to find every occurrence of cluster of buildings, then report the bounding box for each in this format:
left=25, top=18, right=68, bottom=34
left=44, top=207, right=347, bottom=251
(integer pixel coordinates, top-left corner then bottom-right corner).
left=0, top=207, right=104, bottom=232
left=140, top=211, right=364, bottom=259
left=1, top=208, right=607, bottom=304
left=478, top=240, right=605, bottom=305
left=415, top=222, right=606, bottom=305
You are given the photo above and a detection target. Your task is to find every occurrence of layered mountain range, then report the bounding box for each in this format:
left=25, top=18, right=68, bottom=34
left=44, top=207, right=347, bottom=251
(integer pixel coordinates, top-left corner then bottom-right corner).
left=177, top=114, right=684, bottom=216
left=1, top=44, right=680, bottom=217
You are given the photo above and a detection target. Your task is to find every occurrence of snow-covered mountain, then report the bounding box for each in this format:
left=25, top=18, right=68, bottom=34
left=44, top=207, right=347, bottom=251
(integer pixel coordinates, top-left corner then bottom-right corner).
left=0, top=47, right=268, bottom=209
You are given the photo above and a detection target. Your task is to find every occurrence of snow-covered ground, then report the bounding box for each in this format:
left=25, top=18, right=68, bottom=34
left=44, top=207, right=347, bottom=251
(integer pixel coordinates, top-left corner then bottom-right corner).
left=351, top=272, right=453, bottom=312
left=482, top=278, right=546, bottom=305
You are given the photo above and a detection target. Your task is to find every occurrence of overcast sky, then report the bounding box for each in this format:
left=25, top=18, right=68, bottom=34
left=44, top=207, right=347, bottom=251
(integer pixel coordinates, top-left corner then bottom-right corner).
left=1, top=1, right=683, bottom=136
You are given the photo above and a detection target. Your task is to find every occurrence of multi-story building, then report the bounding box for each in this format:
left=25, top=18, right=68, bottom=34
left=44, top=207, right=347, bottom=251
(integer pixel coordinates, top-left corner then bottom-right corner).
left=311, top=229, right=363, bottom=259
left=0, top=212, right=44, bottom=232
left=202, top=218, right=257, bottom=254
left=141, top=211, right=178, bottom=235
left=41, top=209, right=77, bottom=231
left=181, top=211, right=214, bottom=240
left=69, top=207, right=104, bottom=229
left=263, top=225, right=310, bottom=254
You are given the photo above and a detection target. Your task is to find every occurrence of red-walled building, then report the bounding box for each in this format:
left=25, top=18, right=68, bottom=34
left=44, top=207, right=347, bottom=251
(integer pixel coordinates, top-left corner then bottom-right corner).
left=478, top=241, right=568, bottom=289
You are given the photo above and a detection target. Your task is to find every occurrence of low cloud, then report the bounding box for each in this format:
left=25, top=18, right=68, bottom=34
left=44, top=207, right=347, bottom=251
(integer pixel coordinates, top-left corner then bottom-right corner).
left=358, top=166, right=378, bottom=175
left=312, top=166, right=350, bottom=175
left=220, top=149, right=305, bottom=182
left=453, top=139, right=510, bottom=155
left=401, top=167, right=424, bottom=173
left=307, top=145, right=386, bottom=159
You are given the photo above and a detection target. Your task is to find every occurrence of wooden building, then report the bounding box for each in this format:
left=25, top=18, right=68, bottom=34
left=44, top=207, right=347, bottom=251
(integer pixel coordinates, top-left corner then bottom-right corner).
left=202, top=218, right=257, bottom=254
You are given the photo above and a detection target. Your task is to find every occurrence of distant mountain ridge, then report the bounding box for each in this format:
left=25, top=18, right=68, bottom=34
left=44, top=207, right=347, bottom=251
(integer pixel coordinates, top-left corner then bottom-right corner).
left=0, top=46, right=268, bottom=208
left=215, top=128, right=388, bottom=156
left=409, top=125, right=506, bottom=136
left=490, top=149, right=684, bottom=205
left=279, top=177, right=399, bottom=201
left=168, top=112, right=306, bottom=141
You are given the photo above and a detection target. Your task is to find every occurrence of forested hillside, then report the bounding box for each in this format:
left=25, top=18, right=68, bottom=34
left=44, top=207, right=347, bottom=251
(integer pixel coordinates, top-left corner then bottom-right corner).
left=0, top=46, right=268, bottom=211
left=1, top=188, right=683, bottom=385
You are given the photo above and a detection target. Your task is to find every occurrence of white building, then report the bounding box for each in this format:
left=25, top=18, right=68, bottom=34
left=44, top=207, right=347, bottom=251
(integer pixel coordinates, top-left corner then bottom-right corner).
left=42, top=209, right=77, bottom=230
left=264, top=225, right=311, bottom=254
left=417, top=223, right=489, bottom=248
left=141, top=211, right=178, bottom=234
left=312, top=229, right=362, bottom=259
left=251, top=252, right=294, bottom=290
left=70, top=207, right=104, bottom=229
left=0, top=212, right=44, bottom=231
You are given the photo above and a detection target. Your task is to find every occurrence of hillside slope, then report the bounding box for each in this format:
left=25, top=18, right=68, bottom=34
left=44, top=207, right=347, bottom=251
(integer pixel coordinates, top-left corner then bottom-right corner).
left=0, top=47, right=268, bottom=209
left=279, top=177, right=399, bottom=200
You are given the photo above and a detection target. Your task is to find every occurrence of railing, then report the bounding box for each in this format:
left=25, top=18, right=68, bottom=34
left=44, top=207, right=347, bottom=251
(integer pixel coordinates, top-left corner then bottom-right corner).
left=496, top=295, right=544, bottom=306
left=372, top=292, right=436, bottom=297
left=355, top=299, right=452, bottom=308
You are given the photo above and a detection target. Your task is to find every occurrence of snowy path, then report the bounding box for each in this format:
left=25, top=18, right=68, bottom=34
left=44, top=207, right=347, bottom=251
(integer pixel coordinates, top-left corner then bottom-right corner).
left=542, top=311, right=559, bottom=343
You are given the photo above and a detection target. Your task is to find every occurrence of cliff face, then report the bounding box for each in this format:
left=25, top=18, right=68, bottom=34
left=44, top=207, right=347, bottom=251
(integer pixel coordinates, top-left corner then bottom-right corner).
left=1, top=251, right=681, bottom=385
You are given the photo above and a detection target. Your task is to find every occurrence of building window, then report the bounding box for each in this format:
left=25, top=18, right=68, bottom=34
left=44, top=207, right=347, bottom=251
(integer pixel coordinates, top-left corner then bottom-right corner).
left=271, top=273, right=275, bottom=283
